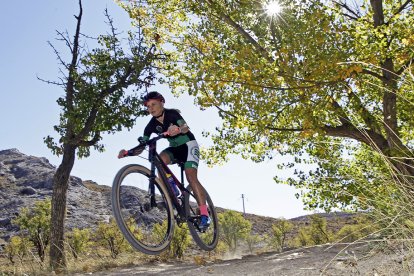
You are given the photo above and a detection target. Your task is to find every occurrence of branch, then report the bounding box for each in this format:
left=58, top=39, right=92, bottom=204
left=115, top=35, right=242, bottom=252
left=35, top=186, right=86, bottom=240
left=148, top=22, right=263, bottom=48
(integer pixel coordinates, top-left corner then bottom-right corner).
left=78, top=132, right=101, bottom=147
left=66, top=0, right=83, bottom=113
left=266, top=126, right=303, bottom=132
left=333, top=0, right=361, bottom=20
left=47, top=41, right=69, bottom=70
left=361, top=68, right=384, bottom=80
left=390, top=0, right=413, bottom=21
left=322, top=124, right=388, bottom=151
left=346, top=88, right=382, bottom=133
left=396, top=57, right=414, bottom=75
left=201, top=77, right=337, bottom=91
left=72, top=106, right=99, bottom=145
left=36, top=75, right=64, bottom=86
left=214, top=105, right=238, bottom=119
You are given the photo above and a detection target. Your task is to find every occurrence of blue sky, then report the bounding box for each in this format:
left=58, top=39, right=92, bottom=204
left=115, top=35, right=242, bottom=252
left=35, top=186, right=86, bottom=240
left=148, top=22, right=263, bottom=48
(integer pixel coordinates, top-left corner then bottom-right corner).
left=1, top=0, right=312, bottom=219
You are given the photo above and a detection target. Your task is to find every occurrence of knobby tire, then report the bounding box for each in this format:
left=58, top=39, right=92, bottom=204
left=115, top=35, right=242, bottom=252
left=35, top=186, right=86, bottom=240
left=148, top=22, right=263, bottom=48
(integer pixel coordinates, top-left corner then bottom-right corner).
left=185, top=184, right=219, bottom=251
left=111, top=164, right=175, bottom=255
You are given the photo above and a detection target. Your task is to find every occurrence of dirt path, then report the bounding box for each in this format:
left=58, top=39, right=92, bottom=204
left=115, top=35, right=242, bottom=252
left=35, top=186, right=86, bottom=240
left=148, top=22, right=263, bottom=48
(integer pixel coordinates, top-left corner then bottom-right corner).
left=74, top=243, right=412, bottom=275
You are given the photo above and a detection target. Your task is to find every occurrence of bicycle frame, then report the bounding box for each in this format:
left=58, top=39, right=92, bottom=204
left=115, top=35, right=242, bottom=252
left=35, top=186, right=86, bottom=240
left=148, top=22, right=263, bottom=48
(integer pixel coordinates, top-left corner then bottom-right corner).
left=145, top=136, right=190, bottom=223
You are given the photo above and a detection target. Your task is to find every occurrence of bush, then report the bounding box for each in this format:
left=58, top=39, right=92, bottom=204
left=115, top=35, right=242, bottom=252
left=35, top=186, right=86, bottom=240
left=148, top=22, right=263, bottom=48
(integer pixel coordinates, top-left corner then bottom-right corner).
left=333, top=215, right=376, bottom=243
left=308, top=214, right=331, bottom=245
left=95, top=218, right=129, bottom=259
left=12, top=199, right=51, bottom=262
left=268, top=219, right=294, bottom=251
left=153, top=221, right=191, bottom=259
left=245, top=234, right=262, bottom=254
left=5, top=235, right=32, bottom=264
left=218, top=210, right=252, bottom=252
left=67, top=228, right=92, bottom=259
left=295, top=228, right=311, bottom=247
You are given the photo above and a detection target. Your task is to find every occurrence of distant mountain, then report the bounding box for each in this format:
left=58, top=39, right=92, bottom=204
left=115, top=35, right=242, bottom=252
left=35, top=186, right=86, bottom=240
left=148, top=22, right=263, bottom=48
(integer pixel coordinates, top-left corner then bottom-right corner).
left=0, top=149, right=359, bottom=248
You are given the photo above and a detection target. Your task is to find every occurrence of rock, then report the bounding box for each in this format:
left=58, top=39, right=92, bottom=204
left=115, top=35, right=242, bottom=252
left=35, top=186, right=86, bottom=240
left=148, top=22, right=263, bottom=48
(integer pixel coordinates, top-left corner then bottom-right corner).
left=20, top=187, right=37, bottom=195
left=0, top=149, right=114, bottom=241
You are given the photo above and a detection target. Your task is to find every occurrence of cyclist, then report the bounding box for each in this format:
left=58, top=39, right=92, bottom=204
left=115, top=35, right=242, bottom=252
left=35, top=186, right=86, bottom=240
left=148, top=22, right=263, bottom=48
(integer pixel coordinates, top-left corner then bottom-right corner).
left=118, top=91, right=211, bottom=231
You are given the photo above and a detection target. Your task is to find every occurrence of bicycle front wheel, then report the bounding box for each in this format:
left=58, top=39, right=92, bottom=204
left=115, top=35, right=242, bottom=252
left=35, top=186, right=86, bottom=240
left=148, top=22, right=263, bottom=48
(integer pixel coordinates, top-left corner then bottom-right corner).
left=111, top=164, right=175, bottom=255
left=185, top=184, right=219, bottom=251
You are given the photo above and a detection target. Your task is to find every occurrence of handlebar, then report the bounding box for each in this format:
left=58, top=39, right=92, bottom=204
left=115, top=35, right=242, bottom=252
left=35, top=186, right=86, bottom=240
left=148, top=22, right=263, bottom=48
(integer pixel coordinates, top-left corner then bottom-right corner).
left=126, top=131, right=169, bottom=157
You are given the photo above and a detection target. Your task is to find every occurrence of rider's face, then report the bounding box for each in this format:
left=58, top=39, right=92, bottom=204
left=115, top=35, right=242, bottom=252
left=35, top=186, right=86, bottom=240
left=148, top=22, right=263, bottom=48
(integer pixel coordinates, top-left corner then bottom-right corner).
left=146, top=99, right=164, bottom=117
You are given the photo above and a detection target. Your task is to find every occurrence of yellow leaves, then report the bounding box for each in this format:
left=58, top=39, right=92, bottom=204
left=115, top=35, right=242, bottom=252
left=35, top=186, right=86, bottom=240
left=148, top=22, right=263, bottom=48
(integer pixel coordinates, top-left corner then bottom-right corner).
left=338, top=64, right=363, bottom=79
left=302, top=118, right=313, bottom=129
left=299, top=129, right=314, bottom=138
left=402, top=37, right=414, bottom=46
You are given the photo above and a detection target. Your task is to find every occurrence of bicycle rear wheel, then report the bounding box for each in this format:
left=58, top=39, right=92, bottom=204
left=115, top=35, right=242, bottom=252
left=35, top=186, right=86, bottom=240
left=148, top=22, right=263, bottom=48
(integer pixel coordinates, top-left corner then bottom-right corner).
left=185, top=184, right=219, bottom=251
left=111, top=164, right=175, bottom=255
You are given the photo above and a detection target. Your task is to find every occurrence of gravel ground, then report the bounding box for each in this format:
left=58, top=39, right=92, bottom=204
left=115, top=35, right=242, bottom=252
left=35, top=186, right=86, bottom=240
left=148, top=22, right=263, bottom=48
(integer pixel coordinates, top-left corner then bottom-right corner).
left=72, top=242, right=414, bottom=275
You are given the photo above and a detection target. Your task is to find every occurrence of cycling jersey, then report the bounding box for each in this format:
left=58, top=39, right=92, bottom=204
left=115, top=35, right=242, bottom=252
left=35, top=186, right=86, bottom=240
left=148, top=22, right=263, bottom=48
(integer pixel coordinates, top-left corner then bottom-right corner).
left=143, top=108, right=199, bottom=169
left=143, top=108, right=196, bottom=147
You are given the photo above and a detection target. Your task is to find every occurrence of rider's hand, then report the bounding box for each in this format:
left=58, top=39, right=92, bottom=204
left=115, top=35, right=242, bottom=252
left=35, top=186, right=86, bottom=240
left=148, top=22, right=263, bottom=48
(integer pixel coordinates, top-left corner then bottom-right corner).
left=118, top=149, right=128, bottom=159
left=167, top=125, right=181, bottom=136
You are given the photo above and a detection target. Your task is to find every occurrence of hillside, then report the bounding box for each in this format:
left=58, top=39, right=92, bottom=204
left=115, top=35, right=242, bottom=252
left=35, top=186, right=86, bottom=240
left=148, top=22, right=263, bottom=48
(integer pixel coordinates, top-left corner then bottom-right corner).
left=0, top=149, right=358, bottom=248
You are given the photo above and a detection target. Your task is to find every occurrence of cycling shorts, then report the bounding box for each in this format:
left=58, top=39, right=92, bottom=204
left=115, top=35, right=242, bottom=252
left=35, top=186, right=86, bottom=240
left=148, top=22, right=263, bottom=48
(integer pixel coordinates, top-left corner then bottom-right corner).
left=162, top=140, right=200, bottom=169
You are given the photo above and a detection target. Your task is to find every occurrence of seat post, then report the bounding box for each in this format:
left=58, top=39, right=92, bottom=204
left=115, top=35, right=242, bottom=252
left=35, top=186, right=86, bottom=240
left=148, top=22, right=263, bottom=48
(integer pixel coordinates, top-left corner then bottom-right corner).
left=180, top=163, right=185, bottom=185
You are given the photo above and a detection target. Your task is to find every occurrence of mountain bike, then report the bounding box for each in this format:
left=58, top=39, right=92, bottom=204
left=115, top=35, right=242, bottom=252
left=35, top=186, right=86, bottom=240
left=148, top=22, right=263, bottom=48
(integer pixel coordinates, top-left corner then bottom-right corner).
left=111, top=132, right=219, bottom=255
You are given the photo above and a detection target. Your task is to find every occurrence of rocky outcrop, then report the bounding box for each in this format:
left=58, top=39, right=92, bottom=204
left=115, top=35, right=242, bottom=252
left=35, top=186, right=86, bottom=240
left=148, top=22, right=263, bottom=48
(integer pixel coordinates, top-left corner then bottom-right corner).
left=0, top=149, right=112, bottom=242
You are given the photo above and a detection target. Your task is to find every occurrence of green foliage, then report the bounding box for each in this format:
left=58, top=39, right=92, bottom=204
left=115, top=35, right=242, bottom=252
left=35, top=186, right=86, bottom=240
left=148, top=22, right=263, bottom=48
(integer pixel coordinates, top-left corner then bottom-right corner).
left=268, top=218, right=294, bottom=251
left=66, top=228, right=92, bottom=259
left=44, top=8, right=158, bottom=158
left=12, top=199, right=51, bottom=262
left=5, top=235, right=33, bottom=264
left=295, top=228, right=311, bottom=247
left=308, top=215, right=332, bottom=245
left=95, top=219, right=129, bottom=259
left=122, top=0, right=414, bottom=212
left=245, top=234, right=262, bottom=254
left=294, top=214, right=331, bottom=246
left=153, top=221, right=191, bottom=259
left=218, top=211, right=252, bottom=252
left=169, top=224, right=191, bottom=259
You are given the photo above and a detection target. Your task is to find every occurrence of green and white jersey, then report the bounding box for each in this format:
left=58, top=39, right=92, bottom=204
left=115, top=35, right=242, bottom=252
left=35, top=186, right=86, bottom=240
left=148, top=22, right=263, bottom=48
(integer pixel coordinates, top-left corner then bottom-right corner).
left=143, top=108, right=196, bottom=147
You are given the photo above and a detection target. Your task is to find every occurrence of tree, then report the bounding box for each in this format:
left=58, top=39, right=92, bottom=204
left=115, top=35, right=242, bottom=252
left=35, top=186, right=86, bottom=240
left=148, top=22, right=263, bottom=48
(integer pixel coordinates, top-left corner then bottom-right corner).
left=307, top=214, right=331, bottom=245
left=121, top=0, right=414, bottom=211
left=269, top=218, right=293, bottom=250
left=12, top=199, right=51, bottom=262
left=218, top=210, right=252, bottom=252
left=41, top=0, right=160, bottom=270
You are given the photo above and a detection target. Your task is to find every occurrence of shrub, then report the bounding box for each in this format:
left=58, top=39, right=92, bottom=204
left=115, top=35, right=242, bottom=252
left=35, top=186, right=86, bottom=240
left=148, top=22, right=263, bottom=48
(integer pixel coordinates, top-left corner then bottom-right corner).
left=268, top=218, right=294, bottom=251
left=5, top=235, right=32, bottom=264
left=245, top=234, right=262, bottom=254
left=218, top=210, right=251, bottom=252
left=12, top=199, right=51, bottom=262
left=95, top=218, right=129, bottom=259
left=153, top=221, right=191, bottom=259
left=67, top=228, right=92, bottom=259
left=308, top=214, right=331, bottom=245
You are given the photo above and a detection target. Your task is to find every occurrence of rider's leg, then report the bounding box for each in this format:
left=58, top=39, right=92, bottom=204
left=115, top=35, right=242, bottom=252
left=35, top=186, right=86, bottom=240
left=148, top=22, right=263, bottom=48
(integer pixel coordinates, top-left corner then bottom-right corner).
left=160, top=151, right=172, bottom=165
left=185, top=168, right=208, bottom=215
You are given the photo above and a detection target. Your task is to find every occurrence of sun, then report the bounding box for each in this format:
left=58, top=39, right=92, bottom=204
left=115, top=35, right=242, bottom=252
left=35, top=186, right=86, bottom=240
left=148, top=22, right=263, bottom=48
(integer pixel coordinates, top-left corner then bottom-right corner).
left=265, top=1, right=283, bottom=16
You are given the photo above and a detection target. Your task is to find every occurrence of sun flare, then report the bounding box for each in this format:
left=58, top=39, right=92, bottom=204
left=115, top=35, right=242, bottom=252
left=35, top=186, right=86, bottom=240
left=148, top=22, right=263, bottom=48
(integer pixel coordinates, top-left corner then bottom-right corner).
left=265, top=1, right=283, bottom=16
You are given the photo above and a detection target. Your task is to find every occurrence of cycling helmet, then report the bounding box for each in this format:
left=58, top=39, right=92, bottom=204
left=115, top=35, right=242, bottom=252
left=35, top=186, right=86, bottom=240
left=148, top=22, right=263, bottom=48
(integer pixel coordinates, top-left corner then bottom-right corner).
left=143, top=91, right=165, bottom=106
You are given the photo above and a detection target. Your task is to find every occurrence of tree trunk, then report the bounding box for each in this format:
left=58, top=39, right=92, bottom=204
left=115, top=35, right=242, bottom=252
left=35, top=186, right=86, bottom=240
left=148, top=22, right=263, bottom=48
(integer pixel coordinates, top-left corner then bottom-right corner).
left=49, top=144, right=76, bottom=272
